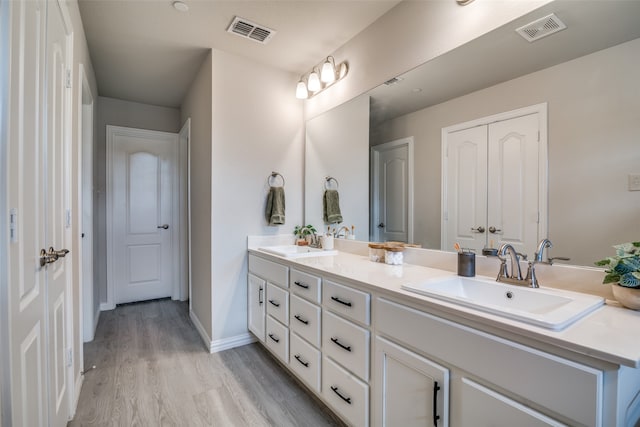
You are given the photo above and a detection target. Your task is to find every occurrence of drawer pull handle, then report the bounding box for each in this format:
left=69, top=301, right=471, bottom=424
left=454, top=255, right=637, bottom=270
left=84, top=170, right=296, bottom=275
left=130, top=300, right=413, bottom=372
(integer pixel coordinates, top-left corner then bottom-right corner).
left=268, top=299, right=280, bottom=307
left=433, top=381, right=440, bottom=427
left=294, top=314, right=309, bottom=325
left=294, top=354, right=309, bottom=367
left=330, top=386, right=352, bottom=405
left=330, top=296, right=352, bottom=307
left=330, top=337, right=352, bottom=352
left=294, top=281, right=309, bottom=289
left=268, top=333, right=280, bottom=343
left=259, top=286, right=263, bottom=305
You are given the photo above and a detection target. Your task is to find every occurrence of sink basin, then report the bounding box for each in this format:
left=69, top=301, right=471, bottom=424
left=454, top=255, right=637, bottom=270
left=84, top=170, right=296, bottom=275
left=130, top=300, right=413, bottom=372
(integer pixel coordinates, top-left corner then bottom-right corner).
left=401, top=276, right=604, bottom=330
left=258, top=245, right=338, bottom=258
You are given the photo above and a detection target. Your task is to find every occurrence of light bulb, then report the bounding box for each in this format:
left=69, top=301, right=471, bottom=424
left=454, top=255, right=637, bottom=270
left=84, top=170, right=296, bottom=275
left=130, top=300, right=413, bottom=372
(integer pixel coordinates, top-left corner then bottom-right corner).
left=320, top=57, right=336, bottom=83
left=307, top=70, right=321, bottom=92
left=296, top=80, right=308, bottom=99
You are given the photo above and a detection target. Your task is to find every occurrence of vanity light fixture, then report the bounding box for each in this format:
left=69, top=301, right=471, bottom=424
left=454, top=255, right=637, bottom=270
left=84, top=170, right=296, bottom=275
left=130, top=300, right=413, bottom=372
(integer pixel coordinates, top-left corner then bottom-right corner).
left=296, top=56, right=349, bottom=99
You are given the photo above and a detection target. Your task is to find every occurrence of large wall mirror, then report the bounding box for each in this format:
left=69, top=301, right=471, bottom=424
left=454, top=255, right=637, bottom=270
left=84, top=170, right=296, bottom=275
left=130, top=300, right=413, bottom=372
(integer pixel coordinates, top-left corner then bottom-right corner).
left=304, top=1, right=640, bottom=267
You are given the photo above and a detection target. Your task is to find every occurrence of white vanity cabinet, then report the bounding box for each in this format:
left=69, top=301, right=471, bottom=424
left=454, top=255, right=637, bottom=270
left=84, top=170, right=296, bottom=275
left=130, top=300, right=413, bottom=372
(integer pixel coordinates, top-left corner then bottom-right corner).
left=374, top=336, right=449, bottom=427
left=248, top=254, right=289, bottom=363
left=376, top=297, right=604, bottom=426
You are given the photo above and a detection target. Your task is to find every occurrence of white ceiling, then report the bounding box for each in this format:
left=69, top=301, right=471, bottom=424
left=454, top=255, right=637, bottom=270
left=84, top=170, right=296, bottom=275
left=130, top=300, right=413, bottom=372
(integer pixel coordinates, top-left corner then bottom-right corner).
left=78, top=0, right=401, bottom=107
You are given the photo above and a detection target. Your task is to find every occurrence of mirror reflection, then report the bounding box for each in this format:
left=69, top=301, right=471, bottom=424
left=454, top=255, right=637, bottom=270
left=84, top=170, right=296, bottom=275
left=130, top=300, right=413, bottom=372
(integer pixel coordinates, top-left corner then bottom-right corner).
left=304, top=1, right=640, bottom=267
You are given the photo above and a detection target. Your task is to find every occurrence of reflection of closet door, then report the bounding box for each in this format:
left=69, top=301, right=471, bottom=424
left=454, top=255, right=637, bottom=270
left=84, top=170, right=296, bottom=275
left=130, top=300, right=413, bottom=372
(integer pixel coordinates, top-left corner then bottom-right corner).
left=488, top=113, right=540, bottom=257
left=443, top=126, right=488, bottom=253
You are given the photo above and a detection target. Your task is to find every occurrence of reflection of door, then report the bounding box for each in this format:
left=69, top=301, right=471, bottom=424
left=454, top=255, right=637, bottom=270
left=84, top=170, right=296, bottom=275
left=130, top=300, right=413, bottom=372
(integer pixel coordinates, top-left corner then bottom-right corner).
left=371, top=138, right=414, bottom=242
left=7, top=0, right=71, bottom=424
left=443, top=105, right=546, bottom=257
left=107, top=126, right=179, bottom=304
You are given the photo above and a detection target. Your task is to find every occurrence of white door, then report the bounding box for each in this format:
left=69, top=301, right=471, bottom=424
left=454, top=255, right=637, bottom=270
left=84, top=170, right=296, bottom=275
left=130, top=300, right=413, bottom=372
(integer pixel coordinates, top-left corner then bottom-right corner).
left=374, top=337, right=449, bottom=427
left=248, top=273, right=266, bottom=342
left=44, top=2, right=72, bottom=424
left=371, top=138, right=413, bottom=242
left=107, top=126, right=179, bottom=305
left=443, top=126, right=488, bottom=253
left=487, top=114, right=540, bottom=257
left=7, top=0, right=71, bottom=425
left=443, top=106, right=545, bottom=256
left=7, top=1, right=49, bottom=424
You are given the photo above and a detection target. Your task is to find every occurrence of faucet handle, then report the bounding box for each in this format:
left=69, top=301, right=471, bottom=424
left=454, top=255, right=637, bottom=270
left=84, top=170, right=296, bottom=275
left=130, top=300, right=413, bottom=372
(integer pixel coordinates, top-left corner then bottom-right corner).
left=516, top=252, right=528, bottom=261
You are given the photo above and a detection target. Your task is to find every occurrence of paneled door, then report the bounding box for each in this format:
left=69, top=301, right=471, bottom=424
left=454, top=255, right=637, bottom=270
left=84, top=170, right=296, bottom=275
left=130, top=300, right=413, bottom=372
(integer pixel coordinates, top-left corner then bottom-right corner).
left=371, top=137, right=414, bottom=243
left=7, top=0, right=71, bottom=425
left=107, top=126, right=179, bottom=305
left=443, top=105, right=546, bottom=257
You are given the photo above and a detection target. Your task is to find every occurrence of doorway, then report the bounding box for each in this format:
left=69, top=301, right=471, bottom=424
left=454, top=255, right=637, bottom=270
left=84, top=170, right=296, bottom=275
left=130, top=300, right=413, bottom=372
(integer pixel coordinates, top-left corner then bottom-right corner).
left=371, top=137, right=414, bottom=243
left=106, top=125, right=184, bottom=306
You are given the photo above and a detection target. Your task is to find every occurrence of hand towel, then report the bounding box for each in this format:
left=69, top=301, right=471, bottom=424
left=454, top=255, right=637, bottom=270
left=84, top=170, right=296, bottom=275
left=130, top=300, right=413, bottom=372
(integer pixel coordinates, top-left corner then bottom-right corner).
left=323, top=189, right=343, bottom=224
left=265, top=186, right=285, bottom=226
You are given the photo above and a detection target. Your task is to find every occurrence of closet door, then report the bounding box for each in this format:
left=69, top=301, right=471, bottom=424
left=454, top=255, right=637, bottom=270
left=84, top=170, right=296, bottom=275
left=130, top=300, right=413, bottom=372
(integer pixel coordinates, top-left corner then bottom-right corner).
left=487, top=113, right=540, bottom=258
left=443, top=126, right=487, bottom=253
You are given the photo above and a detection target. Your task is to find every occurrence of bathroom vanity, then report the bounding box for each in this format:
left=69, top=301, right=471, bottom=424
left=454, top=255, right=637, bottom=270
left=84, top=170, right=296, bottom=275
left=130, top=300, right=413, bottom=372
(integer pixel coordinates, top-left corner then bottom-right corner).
left=247, top=241, right=640, bottom=427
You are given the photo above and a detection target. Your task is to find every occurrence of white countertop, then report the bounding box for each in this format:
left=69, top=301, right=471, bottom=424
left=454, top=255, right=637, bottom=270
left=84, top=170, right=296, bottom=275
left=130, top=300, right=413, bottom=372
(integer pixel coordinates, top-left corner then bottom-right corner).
left=249, top=248, right=640, bottom=368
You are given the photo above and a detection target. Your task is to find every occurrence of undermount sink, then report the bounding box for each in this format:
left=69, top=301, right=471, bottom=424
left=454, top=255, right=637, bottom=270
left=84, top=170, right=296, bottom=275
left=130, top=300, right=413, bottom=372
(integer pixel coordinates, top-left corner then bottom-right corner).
left=258, top=245, right=338, bottom=258
left=401, top=276, right=604, bottom=330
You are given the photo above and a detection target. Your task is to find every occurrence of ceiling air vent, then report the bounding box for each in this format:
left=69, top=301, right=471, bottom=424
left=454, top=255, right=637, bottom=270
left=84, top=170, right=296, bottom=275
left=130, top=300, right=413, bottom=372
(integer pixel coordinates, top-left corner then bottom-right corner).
left=227, top=16, right=276, bottom=44
left=516, top=13, right=567, bottom=42
left=384, top=77, right=403, bottom=86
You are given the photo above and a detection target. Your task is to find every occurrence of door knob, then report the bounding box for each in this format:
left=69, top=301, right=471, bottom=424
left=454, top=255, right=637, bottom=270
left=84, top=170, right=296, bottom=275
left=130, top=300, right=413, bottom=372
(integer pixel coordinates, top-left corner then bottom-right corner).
left=378, top=223, right=385, bottom=228
left=39, top=249, right=57, bottom=267
left=488, top=226, right=502, bottom=234
left=49, top=247, right=69, bottom=257
left=470, top=226, right=485, bottom=233
left=157, top=224, right=169, bottom=230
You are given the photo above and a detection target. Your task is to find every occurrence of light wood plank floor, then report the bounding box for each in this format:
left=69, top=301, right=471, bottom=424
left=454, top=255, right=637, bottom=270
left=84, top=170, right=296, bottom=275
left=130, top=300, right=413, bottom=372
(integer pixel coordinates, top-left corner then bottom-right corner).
left=70, top=299, right=344, bottom=426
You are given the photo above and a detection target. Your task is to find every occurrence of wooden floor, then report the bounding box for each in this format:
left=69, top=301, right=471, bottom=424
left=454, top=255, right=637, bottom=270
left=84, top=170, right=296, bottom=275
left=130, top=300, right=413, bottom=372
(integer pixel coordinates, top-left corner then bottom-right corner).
left=70, top=299, right=343, bottom=426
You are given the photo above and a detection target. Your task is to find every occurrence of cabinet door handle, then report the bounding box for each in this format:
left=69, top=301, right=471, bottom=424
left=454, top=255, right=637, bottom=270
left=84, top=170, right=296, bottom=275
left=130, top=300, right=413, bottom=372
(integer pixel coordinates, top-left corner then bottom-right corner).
left=330, top=296, right=352, bottom=307
left=268, top=299, right=280, bottom=307
left=330, top=337, right=351, bottom=352
left=470, top=226, right=485, bottom=233
left=294, top=314, right=308, bottom=325
left=294, top=281, right=309, bottom=289
left=268, top=333, right=279, bottom=343
left=259, top=286, right=263, bottom=305
left=433, top=381, right=441, bottom=427
left=330, top=386, right=352, bottom=404
left=294, top=354, right=309, bottom=367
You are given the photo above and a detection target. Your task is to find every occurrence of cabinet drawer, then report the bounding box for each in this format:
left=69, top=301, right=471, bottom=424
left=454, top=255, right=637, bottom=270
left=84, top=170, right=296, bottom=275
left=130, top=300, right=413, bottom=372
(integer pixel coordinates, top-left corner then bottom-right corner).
left=377, top=297, right=603, bottom=426
left=266, top=282, right=289, bottom=326
left=323, top=280, right=370, bottom=325
left=265, top=316, right=289, bottom=364
left=323, top=310, right=370, bottom=382
left=249, top=254, right=288, bottom=288
left=290, top=294, right=321, bottom=347
left=290, top=269, right=321, bottom=304
left=290, top=332, right=321, bottom=393
left=323, top=356, right=369, bottom=427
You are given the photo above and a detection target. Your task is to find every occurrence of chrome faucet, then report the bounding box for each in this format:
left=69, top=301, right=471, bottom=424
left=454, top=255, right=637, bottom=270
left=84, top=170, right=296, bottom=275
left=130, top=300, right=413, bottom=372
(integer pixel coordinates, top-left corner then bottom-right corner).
left=535, top=238, right=552, bottom=262
left=335, top=226, right=350, bottom=238
left=496, top=243, right=524, bottom=285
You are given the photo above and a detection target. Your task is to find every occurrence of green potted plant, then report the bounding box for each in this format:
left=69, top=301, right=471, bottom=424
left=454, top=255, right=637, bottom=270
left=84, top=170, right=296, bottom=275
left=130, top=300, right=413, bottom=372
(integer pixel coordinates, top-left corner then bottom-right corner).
left=294, top=225, right=317, bottom=246
left=595, top=242, right=640, bottom=310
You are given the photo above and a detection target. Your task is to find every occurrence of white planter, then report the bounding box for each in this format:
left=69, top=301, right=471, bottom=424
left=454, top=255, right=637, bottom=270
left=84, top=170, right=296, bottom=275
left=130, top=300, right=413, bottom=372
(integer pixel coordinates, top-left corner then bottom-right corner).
left=611, top=284, right=640, bottom=310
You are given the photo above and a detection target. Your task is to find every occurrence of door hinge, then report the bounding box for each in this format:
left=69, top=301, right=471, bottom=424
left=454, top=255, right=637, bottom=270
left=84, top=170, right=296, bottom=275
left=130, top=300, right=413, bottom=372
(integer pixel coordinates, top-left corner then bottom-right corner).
left=65, top=69, right=72, bottom=89
left=65, top=209, right=72, bottom=228
left=9, top=208, right=18, bottom=243
left=66, top=348, right=73, bottom=367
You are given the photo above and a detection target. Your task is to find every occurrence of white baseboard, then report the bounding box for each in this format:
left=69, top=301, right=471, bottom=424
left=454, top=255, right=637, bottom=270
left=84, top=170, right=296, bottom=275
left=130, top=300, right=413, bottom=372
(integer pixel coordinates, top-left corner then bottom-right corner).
left=69, top=372, right=84, bottom=419
left=100, top=302, right=115, bottom=311
left=210, top=333, right=256, bottom=353
left=188, top=310, right=256, bottom=353
left=189, top=310, right=212, bottom=350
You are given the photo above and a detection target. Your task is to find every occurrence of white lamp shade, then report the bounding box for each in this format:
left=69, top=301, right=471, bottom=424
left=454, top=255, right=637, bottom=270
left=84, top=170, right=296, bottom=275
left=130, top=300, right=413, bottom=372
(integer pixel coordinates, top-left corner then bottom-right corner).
left=307, top=71, right=321, bottom=92
left=321, top=58, right=336, bottom=83
left=296, top=81, right=308, bottom=99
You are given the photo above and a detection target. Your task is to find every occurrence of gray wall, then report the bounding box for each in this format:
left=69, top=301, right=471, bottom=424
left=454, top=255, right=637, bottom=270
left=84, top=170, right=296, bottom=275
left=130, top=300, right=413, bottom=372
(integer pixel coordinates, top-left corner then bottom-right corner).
left=372, top=38, right=640, bottom=266
left=96, top=96, right=182, bottom=304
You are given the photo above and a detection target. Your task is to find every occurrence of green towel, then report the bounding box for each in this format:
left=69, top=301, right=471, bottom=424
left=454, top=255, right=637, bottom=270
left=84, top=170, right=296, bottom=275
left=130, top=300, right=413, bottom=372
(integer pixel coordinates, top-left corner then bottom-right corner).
left=266, top=186, right=285, bottom=226
left=323, top=189, right=343, bottom=224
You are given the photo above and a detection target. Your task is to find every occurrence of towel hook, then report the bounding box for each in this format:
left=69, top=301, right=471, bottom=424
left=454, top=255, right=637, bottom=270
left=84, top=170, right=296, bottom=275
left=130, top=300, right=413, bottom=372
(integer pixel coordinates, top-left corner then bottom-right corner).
left=324, top=176, right=339, bottom=190
left=268, top=172, right=285, bottom=187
